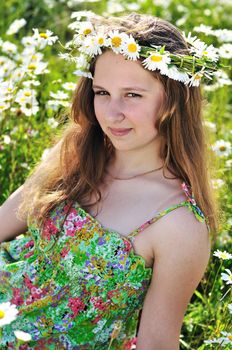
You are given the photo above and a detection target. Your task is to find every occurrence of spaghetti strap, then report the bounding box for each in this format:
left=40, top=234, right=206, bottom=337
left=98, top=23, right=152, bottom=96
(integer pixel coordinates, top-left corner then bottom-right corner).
left=127, top=201, right=189, bottom=238
left=127, top=181, right=207, bottom=239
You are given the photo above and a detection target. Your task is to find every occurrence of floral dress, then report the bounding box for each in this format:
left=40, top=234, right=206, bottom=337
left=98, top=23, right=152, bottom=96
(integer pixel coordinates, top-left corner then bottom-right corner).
left=0, top=182, right=207, bottom=349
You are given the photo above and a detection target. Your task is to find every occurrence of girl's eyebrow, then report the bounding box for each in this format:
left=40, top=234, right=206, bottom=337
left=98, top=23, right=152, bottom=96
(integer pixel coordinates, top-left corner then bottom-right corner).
left=92, top=84, right=149, bottom=92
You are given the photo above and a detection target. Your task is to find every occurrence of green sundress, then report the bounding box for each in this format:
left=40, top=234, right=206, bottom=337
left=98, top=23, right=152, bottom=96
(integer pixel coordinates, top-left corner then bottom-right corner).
left=0, top=182, right=207, bottom=349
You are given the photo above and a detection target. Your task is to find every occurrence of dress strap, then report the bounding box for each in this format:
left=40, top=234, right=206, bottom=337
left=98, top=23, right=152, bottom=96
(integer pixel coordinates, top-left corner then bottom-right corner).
left=127, top=181, right=207, bottom=239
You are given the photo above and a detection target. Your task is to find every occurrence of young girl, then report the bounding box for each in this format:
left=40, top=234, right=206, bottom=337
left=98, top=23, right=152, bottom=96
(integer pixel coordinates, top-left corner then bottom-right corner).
left=0, top=12, right=218, bottom=350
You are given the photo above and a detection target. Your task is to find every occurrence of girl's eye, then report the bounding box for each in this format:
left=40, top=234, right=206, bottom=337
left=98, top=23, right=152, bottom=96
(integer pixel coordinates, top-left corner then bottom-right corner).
left=94, top=91, right=141, bottom=98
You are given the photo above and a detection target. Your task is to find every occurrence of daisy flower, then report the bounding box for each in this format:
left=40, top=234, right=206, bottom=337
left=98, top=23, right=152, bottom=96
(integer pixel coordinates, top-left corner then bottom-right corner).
left=212, top=139, right=232, bottom=157
left=6, top=18, right=26, bottom=35
left=0, top=302, right=18, bottom=327
left=191, top=42, right=219, bottom=62
left=211, top=178, right=225, bottom=189
left=77, top=21, right=94, bottom=36
left=50, top=91, right=69, bottom=100
left=79, top=35, right=102, bottom=57
left=121, top=35, right=141, bottom=60
left=62, top=82, right=76, bottom=90
left=221, top=269, right=232, bottom=285
left=161, top=65, right=189, bottom=82
left=1, top=41, right=17, bottom=55
left=32, top=29, right=58, bottom=49
left=73, top=69, right=93, bottom=79
left=14, top=330, right=32, bottom=342
left=184, top=72, right=203, bottom=87
left=71, top=10, right=95, bottom=20
left=219, top=43, right=232, bottom=59
left=108, top=30, right=128, bottom=54
left=213, top=249, right=232, bottom=260
left=142, top=51, right=171, bottom=72
left=0, top=102, right=10, bottom=113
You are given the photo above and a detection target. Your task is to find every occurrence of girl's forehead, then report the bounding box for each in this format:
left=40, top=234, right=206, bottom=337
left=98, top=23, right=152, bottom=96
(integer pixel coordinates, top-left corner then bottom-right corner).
left=94, top=51, right=156, bottom=85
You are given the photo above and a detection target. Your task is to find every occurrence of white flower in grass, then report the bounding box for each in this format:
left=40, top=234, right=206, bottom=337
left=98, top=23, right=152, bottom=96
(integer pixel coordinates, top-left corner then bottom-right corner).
left=21, top=36, right=37, bottom=48
left=204, top=121, right=216, bottom=132
left=121, top=35, right=141, bottom=60
left=62, top=82, right=76, bottom=91
left=211, top=179, right=225, bottom=189
left=108, top=30, right=128, bottom=54
left=20, top=103, right=39, bottom=117
left=142, top=51, right=171, bottom=73
left=70, top=10, right=95, bottom=20
left=24, top=61, right=48, bottom=75
left=32, top=29, right=58, bottom=49
left=221, top=269, right=232, bottom=285
left=23, top=80, right=40, bottom=87
left=50, top=91, right=69, bottom=100
left=6, top=18, right=26, bottom=35
left=2, top=135, right=11, bottom=144
left=219, top=43, right=232, bottom=59
left=219, top=331, right=232, bottom=345
left=0, top=302, right=18, bottom=327
left=47, top=117, right=59, bottom=128
left=14, top=330, right=31, bottom=342
left=212, top=139, right=232, bottom=157
left=1, top=41, right=17, bottom=55
left=193, top=24, right=213, bottom=36
left=228, top=304, right=232, bottom=314
left=213, top=249, right=232, bottom=260
left=0, top=103, right=10, bottom=113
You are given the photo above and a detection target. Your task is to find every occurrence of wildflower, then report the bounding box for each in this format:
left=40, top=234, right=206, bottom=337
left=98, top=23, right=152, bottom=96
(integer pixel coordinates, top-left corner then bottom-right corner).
left=73, top=69, right=93, bottom=79
left=6, top=18, right=26, bottom=35
left=62, top=82, right=76, bottom=90
left=211, top=179, right=225, bottom=189
left=0, top=302, right=18, bottom=327
left=161, top=65, right=189, bottom=82
left=108, top=30, right=128, bottom=54
left=14, top=330, right=32, bottom=342
left=47, top=117, right=59, bottom=128
left=70, top=10, right=95, bottom=20
left=213, top=249, right=232, bottom=260
left=185, top=72, right=204, bottom=87
left=221, top=269, right=232, bottom=285
left=204, top=121, right=216, bottom=132
left=79, top=35, right=103, bottom=57
left=212, top=139, right=232, bottom=157
left=219, top=43, right=232, bottom=59
left=121, top=35, right=141, bottom=60
left=1, top=41, right=17, bottom=55
left=50, top=91, right=69, bottom=100
left=32, top=29, right=58, bottom=49
left=191, top=42, right=219, bottom=62
left=78, top=21, right=94, bottom=36
left=142, top=50, right=171, bottom=73
left=2, top=135, right=11, bottom=144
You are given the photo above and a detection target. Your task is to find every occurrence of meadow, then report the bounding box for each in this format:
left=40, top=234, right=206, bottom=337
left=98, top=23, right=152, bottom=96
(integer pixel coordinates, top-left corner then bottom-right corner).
left=0, top=0, right=231, bottom=348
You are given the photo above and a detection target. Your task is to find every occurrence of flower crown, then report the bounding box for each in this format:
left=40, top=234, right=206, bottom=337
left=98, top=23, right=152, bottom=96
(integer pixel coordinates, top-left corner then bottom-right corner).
left=59, top=12, right=225, bottom=87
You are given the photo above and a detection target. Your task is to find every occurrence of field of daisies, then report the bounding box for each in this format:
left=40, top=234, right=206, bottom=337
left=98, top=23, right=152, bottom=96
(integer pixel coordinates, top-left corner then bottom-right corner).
left=0, top=0, right=231, bottom=348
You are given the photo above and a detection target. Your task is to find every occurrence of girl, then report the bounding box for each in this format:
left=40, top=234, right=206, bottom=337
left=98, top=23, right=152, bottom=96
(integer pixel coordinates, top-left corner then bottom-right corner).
left=0, top=12, right=218, bottom=350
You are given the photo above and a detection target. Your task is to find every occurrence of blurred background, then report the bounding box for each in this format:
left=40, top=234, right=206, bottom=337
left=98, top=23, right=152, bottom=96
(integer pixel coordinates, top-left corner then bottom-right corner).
left=0, top=0, right=231, bottom=348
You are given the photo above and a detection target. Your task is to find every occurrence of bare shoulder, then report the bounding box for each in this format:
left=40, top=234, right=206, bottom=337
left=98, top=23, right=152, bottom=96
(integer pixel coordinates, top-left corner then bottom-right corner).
left=152, top=205, right=211, bottom=264
left=136, top=207, right=211, bottom=348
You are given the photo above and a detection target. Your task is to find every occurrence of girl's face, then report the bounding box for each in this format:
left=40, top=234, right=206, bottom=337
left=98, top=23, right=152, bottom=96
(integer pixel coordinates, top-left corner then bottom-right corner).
left=92, top=50, right=165, bottom=152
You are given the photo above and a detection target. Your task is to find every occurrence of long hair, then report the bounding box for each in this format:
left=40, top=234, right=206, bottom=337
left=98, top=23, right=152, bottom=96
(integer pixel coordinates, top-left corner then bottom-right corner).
left=18, top=13, right=219, bottom=235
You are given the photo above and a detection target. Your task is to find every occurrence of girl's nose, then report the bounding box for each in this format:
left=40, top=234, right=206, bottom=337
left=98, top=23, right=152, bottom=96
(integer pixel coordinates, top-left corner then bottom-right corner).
left=105, top=99, right=125, bottom=123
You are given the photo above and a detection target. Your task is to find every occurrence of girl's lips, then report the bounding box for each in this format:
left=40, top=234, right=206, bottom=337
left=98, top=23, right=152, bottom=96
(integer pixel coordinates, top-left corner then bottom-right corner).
left=109, top=127, right=132, bottom=136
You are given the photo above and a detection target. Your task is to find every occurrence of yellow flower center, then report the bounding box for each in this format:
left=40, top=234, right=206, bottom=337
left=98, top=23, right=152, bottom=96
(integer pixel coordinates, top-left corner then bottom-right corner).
left=24, top=92, right=32, bottom=97
left=127, top=43, right=137, bottom=53
left=32, top=55, right=37, bottom=60
left=28, top=63, right=36, bottom=70
left=219, top=146, right=226, bottom=152
left=7, top=88, right=12, bottom=92
left=83, top=29, right=92, bottom=35
left=203, top=51, right=208, bottom=55
left=0, top=105, right=5, bottom=110
left=98, top=37, right=104, bottom=45
left=151, top=55, right=162, bottom=62
left=195, top=74, right=202, bottom=80
left=228, top=335, right=232, bottom=341
left=220, top=253, right=228, bottom=258
left=111, top=37, right=122, bottom=48
left=0, top=310, right=5, bottom=319
left=39, top=33, right=48, bottom=39
left=229, top=275, right=232, bottom=281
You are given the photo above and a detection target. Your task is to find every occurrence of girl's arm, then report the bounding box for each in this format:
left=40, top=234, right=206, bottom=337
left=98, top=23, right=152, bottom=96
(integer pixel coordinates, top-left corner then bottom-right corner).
left=0, top=185, right=28, bottom=243
left=136, top=206, right=211, bottom=350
